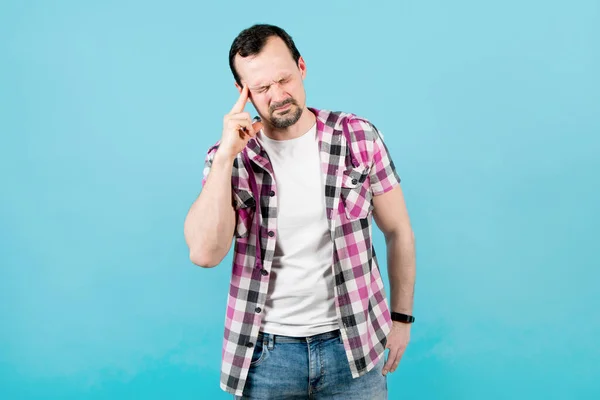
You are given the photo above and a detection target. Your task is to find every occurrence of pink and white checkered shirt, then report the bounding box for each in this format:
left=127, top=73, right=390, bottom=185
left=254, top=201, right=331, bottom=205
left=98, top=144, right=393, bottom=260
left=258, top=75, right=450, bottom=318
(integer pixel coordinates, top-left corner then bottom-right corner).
left=201, top=108, right=401, bottom=396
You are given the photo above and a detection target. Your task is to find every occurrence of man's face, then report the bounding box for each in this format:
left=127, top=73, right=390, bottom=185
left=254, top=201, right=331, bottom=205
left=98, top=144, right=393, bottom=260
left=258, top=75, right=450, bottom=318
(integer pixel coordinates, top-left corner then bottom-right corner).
left=234, top=36, right=307, bottom=129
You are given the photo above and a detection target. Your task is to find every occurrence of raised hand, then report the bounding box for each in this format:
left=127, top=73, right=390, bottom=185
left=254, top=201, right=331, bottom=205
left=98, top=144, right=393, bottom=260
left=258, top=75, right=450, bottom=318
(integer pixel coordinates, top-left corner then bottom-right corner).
left=217, top=85, right=263, bottom=161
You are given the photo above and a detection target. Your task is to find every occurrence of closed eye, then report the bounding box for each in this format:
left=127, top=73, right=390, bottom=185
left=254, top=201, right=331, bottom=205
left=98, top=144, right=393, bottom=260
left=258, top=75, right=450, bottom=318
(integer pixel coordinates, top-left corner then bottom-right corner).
left=251, top=85, right=269, bottom=94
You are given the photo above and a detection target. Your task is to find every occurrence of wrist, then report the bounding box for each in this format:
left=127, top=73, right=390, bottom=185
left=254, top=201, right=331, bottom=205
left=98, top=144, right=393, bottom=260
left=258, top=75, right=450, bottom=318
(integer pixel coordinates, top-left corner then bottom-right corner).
left=390, top=311, right=415, bottom=324
left=213, top=148, right=236, bottom=167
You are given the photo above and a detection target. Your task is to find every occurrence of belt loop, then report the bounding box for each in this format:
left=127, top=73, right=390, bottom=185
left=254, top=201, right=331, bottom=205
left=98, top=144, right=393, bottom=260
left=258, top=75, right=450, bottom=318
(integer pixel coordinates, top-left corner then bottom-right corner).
left=267, top=333, right=274, bottom=350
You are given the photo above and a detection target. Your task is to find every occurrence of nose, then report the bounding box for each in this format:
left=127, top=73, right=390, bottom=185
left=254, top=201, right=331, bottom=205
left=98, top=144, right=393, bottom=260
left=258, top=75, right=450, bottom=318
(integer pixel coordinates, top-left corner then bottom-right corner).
left=270, top=83, right=288, bottom=103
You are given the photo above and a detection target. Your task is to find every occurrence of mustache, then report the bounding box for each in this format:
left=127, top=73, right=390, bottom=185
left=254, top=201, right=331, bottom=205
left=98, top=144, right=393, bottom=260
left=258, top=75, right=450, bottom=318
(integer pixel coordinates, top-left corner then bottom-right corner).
left=269, top=98, right=297, bottom=113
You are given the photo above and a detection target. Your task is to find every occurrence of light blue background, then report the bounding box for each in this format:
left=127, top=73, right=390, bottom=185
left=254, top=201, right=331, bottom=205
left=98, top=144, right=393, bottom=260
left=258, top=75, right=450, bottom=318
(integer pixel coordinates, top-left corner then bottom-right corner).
left=1, top=0, right=599, bottom=398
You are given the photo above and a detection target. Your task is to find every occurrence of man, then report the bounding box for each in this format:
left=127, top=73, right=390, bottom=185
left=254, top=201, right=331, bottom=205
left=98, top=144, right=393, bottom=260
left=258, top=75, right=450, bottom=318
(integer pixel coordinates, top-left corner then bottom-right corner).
left=184, top=24, right=416, bottom=399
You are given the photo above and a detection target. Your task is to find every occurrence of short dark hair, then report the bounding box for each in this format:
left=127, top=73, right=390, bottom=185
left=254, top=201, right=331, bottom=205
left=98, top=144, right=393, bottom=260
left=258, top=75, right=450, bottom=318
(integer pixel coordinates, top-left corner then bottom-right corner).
left=229, top=24, right=301, bottom=86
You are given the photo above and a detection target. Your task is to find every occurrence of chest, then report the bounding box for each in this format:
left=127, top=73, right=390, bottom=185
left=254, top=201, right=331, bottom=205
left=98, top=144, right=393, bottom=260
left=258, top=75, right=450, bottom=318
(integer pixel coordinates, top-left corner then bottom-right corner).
left=266, top=144, right=325, bottom=216
left=233, top=131, right=374, bottom=243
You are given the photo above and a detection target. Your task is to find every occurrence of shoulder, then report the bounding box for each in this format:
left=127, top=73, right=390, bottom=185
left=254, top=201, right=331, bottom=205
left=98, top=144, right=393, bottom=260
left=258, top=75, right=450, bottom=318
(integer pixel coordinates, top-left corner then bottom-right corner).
left=312, top=107, right=381, bottom=142
left=323, top=109, right=383, bottom=144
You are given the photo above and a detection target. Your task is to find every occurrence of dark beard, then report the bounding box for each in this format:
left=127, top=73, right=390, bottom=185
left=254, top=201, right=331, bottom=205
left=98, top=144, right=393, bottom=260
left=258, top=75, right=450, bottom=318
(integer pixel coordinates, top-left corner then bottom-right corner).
left=269, top=99, right=303, bottom=129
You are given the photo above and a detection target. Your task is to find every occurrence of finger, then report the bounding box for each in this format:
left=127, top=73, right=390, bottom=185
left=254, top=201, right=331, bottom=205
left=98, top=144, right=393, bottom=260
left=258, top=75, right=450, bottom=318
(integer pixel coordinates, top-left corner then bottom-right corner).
left=389, top=347, right=406, bottom=373
left=252, top=120, right=263, bottom=133
left=229, top=116, right=252, bottom=128
left=230, top=119, right=255, bottom=138
left=233, top=116, right=261, bottom=137
left=382, top=347, right=399, bottom=376
left=229, top=84, right=249, bottom=115
left=228, top=111, right=251, bottom=121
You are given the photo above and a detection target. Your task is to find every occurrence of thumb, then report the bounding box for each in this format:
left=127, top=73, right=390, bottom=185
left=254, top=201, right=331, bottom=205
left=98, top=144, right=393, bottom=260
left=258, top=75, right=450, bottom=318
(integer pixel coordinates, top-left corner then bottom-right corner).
left=252, top=120, right=263, bottom=133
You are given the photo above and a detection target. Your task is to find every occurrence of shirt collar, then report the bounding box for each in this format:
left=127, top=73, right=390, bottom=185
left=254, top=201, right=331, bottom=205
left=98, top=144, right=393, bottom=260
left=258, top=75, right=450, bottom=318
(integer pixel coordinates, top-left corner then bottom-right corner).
left=244, top=107, right=330, bottom=167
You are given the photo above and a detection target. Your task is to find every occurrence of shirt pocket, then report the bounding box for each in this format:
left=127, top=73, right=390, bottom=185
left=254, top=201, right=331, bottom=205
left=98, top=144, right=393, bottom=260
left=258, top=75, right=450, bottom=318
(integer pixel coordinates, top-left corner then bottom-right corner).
left=233, top=188, right=256, bottom=239
left=340, top=165, right=373, bottom=220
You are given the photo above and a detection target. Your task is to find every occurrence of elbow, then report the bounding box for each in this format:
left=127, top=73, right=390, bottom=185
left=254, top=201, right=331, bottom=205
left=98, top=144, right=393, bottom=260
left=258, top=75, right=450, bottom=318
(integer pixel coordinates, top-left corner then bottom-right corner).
left=189, top=249, right=220, bottom=268
left=184, top=230, right=223, bottom=268
left=183, top=224, right=232, bottom=268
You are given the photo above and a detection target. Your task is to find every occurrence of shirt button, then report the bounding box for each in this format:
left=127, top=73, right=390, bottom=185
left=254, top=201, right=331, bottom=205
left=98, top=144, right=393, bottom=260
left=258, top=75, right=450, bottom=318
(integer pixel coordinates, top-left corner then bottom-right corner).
left=268, top=231, right=275, bottom=237
left=269, top=190, right=275, bottom=197
left=351, top=178, right=358, bottom=185
left=246, top=342, right=254, bottom=348
left=260, top=269, right=268, bottom=276
left=255, top=307, right=262, bottom=313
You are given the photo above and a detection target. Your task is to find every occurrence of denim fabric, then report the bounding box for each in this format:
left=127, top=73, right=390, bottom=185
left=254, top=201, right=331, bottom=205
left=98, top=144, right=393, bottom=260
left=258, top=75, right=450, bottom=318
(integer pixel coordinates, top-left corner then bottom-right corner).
left=234, top=329, right=387, bottom=399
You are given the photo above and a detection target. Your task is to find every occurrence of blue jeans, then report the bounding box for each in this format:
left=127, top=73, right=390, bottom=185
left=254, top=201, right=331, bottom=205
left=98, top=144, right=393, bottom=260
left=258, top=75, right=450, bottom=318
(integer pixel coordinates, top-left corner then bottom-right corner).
left=234, top=329, right=387, bottom=399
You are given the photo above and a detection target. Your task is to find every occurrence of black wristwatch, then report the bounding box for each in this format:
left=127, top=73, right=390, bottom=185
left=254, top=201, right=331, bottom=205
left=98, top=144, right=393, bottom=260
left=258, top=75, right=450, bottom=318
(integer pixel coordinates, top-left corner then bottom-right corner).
left=391, top=312, right=415, bottom=324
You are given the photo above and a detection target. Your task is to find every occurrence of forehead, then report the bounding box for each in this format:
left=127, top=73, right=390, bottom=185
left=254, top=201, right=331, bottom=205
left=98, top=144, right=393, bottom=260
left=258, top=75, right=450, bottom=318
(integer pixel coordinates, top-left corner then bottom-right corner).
left=235, top=36, right=298, bottom=86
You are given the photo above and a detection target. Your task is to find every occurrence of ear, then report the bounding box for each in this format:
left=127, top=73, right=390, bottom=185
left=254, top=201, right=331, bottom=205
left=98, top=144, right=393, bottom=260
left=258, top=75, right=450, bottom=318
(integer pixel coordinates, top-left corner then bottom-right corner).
left=298, top=56, right=307, bottom=80
left=234, top=82, right=242, bottom=93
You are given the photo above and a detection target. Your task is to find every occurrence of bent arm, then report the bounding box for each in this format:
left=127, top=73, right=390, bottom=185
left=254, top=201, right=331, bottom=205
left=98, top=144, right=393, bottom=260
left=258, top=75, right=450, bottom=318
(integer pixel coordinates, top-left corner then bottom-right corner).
left=184, top=151, right=236, bottom=268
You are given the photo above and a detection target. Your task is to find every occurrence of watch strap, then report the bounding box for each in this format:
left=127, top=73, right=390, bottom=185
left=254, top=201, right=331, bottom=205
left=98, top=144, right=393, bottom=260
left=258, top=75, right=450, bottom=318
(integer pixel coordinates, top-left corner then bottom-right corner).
left=391, top=312, right=415, bottom=323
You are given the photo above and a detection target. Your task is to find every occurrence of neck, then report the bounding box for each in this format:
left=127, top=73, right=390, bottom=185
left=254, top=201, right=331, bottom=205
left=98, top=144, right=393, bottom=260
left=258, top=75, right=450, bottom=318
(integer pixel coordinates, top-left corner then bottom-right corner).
left=262, top=107, right=317, bottom=141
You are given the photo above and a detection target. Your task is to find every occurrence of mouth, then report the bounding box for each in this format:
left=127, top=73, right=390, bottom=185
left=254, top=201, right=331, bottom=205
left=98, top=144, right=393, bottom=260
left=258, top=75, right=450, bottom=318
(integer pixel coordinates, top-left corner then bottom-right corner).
left=273, top=102, right=293, bottom=112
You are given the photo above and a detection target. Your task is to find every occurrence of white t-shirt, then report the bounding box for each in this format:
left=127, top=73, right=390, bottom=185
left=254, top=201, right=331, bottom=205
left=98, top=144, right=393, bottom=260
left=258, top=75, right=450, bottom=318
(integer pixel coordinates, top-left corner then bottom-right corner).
left=257, top=122, right=338, bottom=336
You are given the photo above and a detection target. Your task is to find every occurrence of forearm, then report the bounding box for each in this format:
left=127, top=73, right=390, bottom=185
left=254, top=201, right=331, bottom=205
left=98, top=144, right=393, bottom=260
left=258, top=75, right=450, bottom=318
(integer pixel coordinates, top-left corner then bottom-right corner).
left=184, top=151, right=236, bottom=267
left=386, top=231, right=416, bottom=314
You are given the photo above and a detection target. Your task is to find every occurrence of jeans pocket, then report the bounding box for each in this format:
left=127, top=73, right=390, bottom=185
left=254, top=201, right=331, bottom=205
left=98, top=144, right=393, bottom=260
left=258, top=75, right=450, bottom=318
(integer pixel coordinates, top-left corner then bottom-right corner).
left=249, top=337, right=268, bottom=367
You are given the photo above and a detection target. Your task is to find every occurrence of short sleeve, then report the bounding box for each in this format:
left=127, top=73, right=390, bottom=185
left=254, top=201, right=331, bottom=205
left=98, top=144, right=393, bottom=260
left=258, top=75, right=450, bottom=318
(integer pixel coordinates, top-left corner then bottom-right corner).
left=367, top=124, right=401, bottom=195
left=201, top=143, right=220, bottom=187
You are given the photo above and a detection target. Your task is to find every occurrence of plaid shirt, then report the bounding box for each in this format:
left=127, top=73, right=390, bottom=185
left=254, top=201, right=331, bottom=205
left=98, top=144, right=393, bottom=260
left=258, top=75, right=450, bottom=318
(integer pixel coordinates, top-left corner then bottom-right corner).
left=201, top=108, right=401, bottom=396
